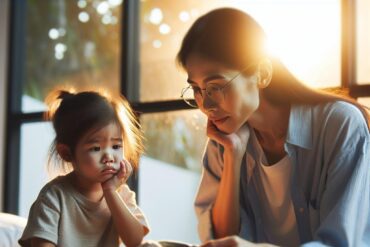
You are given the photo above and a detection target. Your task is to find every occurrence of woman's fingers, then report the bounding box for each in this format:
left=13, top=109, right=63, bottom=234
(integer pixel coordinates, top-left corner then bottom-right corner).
left=201, top=236, right=255, bottom=247
left=201, top=236, right=238, bottom=247
left=206, top=120, right=231, bottom=146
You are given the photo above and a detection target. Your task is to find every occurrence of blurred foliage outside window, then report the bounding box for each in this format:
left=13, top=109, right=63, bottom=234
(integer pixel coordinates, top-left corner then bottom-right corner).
left=23, top=0, right=122, bottom=111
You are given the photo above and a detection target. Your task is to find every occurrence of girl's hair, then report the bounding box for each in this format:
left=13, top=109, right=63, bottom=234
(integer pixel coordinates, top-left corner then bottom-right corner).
left=45, top=88, right=144, bottom=173
left=177, top=8, right=370, bottom=128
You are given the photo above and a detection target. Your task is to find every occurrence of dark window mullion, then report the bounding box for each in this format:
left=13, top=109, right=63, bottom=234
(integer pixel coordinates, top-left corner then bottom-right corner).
left=120, top=0, right=141, bottom=193
left=121, top=0, right=140, bottom=102
left=4, top=0, right=26, bottom=213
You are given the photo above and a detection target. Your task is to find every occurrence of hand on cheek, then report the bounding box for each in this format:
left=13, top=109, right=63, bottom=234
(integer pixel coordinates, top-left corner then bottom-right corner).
left=101, top=159, right=133, bottom=191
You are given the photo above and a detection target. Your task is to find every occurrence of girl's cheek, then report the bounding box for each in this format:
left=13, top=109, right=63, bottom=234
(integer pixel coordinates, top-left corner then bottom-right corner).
left=115, top=149, right=124, bottom=160
left=83, top=153, right=99, bottom=164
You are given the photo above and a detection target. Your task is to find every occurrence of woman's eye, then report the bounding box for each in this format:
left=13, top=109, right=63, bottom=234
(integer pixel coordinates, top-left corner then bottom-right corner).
left=207, top=84, right=222, bottom=92
left=113, top=144, right=122, bottom=150
left=89, top=146, right=100, bottom=152
left=191, top=86, right=201, bottom=94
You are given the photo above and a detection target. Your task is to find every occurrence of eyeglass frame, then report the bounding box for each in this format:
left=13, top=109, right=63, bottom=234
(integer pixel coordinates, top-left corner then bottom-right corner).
left=180, top=63, right=258, bottom=108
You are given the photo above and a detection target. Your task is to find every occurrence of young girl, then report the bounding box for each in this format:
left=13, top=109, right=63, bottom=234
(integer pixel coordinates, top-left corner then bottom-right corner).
left=19, top=89, right=150, bottom=247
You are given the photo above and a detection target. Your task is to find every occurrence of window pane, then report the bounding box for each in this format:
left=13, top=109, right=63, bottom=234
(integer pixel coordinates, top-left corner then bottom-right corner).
left=141, top=110, right=207, bottom=172
left=356, top=0, right=370, bottom=84
left=22, top=0, right=123, bottom=113
left=139, top=110, right=207, bottom=243
left=19, top=121, right=54, bottom=217
left=139, top=0, right=340, bottom=102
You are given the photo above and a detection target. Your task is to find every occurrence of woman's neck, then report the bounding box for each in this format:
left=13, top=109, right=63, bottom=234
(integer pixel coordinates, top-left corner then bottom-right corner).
left=248, top=96, right=291, bottom=164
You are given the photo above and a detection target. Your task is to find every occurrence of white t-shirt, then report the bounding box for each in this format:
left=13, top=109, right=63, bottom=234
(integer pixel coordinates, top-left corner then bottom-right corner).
left=253, top=135, right=300, bottom=247
left=19, top=174, right=149, bottom=247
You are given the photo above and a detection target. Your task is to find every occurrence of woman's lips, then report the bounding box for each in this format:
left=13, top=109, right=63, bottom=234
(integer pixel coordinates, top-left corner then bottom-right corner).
left=211, top=116, right=229, bottom=125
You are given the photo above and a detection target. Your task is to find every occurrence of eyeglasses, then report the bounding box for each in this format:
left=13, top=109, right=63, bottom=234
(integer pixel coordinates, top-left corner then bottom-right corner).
left=181, top=64, right=257, bottom=108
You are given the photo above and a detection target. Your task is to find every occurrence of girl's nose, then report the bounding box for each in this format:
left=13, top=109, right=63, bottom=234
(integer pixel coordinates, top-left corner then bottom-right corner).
left=102, top=153, right=114, bottom=165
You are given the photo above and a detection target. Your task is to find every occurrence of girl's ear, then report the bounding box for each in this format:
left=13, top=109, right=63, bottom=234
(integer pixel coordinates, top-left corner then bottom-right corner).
left=56, top=144, right=73, bottom=162
left=257, top=58, right=273, bottom=89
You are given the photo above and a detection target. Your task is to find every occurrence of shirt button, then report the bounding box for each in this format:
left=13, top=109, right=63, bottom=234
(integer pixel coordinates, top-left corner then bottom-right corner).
left=299, top=207, right=304, bottom=213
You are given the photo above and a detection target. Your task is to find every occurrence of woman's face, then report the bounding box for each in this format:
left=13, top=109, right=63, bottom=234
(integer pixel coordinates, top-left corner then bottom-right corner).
left=185, top=53, right=261, bottom=134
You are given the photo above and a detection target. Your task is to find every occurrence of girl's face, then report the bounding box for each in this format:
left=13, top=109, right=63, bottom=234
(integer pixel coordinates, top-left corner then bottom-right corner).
left=72, top=122, right=124, bottom=183
left=185, top=53, right=261, bottom=134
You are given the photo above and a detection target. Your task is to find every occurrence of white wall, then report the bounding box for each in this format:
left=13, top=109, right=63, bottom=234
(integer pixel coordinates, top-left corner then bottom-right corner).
left=139, top=156, right=201, bottom=244
left=0, top=0, right=10, bottom=212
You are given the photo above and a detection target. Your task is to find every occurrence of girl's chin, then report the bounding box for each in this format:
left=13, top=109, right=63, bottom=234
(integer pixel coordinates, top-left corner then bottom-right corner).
left=101, top=173, right=115, bottom=182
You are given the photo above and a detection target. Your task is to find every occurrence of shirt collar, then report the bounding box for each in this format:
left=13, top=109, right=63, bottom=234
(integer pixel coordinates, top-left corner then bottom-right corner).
left=285, top=104, right=313, bottom=150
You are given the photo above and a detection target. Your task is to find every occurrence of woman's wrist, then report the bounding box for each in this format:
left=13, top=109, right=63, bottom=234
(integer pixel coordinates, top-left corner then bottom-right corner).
left=224, top=147, right=245, bottom=163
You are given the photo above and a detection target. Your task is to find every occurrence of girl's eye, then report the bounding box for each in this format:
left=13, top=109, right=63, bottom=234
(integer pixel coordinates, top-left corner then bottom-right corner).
left=113, top=144, right=122, bottom=150
left=89, top=146, right=100, bottom=152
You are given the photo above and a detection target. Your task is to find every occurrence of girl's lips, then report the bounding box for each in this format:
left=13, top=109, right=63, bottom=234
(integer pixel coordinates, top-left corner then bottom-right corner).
left=101, top=168, right=117, bottom=174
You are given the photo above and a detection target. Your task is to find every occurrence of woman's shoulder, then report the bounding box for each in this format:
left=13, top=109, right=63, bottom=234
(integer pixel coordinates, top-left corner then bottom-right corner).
left=322, top=100, right=364, bottom=118
left=315, top=101, right=367, bottom=129
left=294, top=101, right=367, bottom=129
left=301, top=101, right=370, bottom=142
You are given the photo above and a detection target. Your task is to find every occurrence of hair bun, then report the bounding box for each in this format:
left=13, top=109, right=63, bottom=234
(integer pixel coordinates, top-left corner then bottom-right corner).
left=58, top=90, right=75, bottom=101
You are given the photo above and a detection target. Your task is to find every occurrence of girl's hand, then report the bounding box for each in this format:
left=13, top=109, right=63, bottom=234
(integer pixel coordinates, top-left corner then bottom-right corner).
left=207, top=120, right=250, bottom=161
left=101, top=160, right=132, bottom=191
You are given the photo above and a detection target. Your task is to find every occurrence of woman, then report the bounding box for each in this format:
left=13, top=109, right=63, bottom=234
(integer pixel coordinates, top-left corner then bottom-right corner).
left=177, top=8, right=370, bottom=247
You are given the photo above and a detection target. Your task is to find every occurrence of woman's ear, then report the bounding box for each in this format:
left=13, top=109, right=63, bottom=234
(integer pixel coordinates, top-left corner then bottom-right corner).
left=56, top=144, right=73, bottom=162
left=257, top=58, right=273, bottom=89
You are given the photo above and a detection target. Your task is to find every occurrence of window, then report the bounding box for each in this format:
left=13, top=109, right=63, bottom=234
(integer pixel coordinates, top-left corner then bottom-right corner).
left=4, top=0, right=370, bottom=244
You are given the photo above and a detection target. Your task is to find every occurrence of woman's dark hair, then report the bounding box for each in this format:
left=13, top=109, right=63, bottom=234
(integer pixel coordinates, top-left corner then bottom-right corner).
left=177, top=8, right=369, bottom=128
left=45, top=88, right=144, bottom=173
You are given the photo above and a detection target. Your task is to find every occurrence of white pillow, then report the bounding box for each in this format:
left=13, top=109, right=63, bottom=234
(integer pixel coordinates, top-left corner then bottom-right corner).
left=0, top=213, right=27, bottom=247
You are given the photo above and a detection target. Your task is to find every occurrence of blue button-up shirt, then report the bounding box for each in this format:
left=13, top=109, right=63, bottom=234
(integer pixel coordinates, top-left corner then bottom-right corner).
left=195, top=101, right=370, bottom=246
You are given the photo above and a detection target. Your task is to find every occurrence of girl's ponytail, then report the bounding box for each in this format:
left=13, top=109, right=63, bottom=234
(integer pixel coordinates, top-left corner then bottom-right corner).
left=44, top=88, right=76, bottom=122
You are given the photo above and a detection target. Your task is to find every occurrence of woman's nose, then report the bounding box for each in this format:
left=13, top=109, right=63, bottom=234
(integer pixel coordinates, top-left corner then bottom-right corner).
left=201, top=94, right=218, bottom=112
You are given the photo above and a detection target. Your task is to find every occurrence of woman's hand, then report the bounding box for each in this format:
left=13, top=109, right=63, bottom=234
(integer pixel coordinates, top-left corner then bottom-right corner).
left=207, top=121, right=250, bottom=237
left=101, top=160, right=132, bottom=191
left=207, top=120, right=250, bottom=161
left=201, top=236, right=277, bottom=247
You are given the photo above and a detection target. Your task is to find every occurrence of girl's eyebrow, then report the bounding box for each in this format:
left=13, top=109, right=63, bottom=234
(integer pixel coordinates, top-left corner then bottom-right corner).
left=85, top=137, right=122, bottom=144
left=85, top=138, right=100, bottom=144
left=187, top=74, right=226, bottom=84
left=111, top=137, right=123, bottom=142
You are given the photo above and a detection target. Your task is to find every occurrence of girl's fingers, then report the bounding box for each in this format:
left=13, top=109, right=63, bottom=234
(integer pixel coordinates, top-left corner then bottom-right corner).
left=119, top=159, right=133, bottom=181
left=115, top=161, right=125, bottom=180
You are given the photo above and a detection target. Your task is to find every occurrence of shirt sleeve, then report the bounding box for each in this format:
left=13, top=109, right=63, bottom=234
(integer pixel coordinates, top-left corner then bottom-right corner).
left=119, top=184, right=150, bottom=234
left=303, top=102, right=370, bottom=246
left=194, top=140, right=224, bottom=242
left=18, top=189, right=60, bottom=246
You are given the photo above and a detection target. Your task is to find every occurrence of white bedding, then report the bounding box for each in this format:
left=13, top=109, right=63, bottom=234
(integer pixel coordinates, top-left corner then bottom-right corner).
left=0, top=213, right=27, bottom=247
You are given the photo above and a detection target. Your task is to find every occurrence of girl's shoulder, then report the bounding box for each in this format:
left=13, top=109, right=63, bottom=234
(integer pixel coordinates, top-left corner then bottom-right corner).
left=36, top=175, right=71, bottom=203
